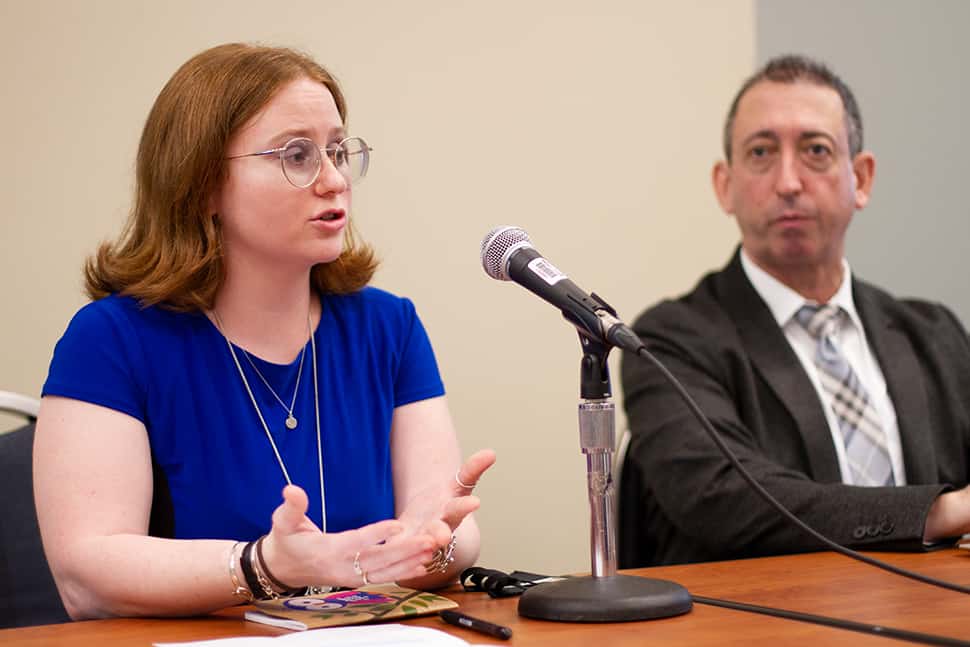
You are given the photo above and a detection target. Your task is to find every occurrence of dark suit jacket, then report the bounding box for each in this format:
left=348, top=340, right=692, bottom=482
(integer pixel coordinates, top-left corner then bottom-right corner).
left=618, top=251, right=970, bottom=567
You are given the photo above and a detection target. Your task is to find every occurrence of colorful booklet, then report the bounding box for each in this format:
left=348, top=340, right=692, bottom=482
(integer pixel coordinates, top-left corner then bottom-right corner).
left=244, top=584, right=458, bottom=631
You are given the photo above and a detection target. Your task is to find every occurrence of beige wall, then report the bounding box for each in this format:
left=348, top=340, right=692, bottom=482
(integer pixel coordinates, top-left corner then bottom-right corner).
left=0, top=1, right=752, bottom=574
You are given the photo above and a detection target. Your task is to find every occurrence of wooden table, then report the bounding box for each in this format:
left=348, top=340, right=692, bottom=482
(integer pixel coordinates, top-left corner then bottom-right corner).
left=3, top=549, right=969, bottom=645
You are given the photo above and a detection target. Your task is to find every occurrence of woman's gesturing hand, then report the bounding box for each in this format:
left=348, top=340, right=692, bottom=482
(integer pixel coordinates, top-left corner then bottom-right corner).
left=260, top=449, right=495, bottom=593
left=260, top=485, right=440, bottom=590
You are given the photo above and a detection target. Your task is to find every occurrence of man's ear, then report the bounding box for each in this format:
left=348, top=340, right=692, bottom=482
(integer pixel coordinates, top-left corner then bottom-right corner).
left=712, top=160, right=734, bottom=215
left=852, top=151, right=876, bottom=210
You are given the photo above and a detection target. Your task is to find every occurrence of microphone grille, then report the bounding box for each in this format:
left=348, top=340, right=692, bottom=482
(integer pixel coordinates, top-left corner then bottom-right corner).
left=480, top=226, right=533, bottom=281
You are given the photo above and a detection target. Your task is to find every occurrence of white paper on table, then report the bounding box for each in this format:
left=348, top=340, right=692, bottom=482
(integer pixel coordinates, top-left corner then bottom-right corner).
left=153, top=622, right=475, bottom=647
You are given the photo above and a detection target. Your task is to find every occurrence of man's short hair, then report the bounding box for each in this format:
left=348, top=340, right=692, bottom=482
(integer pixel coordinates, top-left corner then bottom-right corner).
left=722, top=54, right=864, bottom=162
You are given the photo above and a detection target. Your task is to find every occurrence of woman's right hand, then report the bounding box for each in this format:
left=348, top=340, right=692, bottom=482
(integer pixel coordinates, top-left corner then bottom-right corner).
left=260, top=485, right=439, bottom=590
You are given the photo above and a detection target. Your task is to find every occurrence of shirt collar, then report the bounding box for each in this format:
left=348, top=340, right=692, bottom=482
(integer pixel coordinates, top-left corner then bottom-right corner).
left=739, top=248, right=863, bottom=331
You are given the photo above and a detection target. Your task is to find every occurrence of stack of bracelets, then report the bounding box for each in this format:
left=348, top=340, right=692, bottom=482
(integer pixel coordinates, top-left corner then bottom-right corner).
left=228, top=536, right=310, bottom=601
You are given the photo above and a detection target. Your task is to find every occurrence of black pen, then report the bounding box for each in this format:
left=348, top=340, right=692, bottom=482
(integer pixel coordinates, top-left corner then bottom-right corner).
left=439, top=609, right=513, bottom=640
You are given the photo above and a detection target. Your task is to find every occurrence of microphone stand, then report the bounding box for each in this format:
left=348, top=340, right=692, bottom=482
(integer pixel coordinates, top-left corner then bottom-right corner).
left=518, top=328, right=692, bottom=622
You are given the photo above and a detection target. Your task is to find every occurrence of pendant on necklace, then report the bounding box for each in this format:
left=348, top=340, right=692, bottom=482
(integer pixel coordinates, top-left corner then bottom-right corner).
left=285, top=415, right=298, bottom=430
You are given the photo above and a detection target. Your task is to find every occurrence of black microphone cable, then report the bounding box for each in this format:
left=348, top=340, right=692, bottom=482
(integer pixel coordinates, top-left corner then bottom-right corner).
left=690, top=595, right=970, bottom=647
left=634, top=344, right=970, bottom=595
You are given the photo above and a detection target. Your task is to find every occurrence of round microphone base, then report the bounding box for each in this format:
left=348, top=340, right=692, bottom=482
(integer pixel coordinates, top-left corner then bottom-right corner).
left=518, top=574, right=692, bottom=623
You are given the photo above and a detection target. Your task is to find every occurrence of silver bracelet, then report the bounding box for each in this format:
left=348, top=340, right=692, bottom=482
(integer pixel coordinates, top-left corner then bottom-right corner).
left=228, top=541, right=254, bottom=602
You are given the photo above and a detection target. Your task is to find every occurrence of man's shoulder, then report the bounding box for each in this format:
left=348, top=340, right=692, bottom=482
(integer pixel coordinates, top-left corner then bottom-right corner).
left=631, top=265, right=737, bottom=335
left=855, top=278, right=969, bottom=335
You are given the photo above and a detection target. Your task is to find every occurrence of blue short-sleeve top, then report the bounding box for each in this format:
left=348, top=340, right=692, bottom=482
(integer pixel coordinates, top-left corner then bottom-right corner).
left=42, top=287, right=445, bottom=541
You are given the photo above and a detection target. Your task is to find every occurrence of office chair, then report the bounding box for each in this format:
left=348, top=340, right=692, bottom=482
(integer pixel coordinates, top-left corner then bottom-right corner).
left=614, top=427, right=661, bottom=569
left=0, top=391, right=71, bottom=628
left=612, top=428, right=641, bottom=568
left=613, top=428, right=632, bottom=502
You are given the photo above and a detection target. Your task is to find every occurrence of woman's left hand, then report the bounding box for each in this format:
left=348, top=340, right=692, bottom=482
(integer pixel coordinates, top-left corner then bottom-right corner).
left=389, top=398, right=496, bottom=587
left=395, top=448, right=496, bottom=549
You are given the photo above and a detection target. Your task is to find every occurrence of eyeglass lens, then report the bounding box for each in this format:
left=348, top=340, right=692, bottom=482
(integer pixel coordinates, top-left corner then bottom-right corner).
left=280, top=137, right=369, bottom=188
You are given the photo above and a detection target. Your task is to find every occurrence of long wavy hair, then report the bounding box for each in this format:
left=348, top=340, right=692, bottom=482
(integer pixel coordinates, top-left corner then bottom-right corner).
left=84, top=43, right=377, bottom=311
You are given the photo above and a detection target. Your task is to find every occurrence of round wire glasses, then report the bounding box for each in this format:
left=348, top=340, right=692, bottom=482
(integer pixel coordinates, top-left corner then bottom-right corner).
left=227, top=136, right=371, bottom=188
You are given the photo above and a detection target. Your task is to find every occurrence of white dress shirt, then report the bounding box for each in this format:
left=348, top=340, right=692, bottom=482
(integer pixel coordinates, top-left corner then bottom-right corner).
left=739, top=250, right=906, bottom=485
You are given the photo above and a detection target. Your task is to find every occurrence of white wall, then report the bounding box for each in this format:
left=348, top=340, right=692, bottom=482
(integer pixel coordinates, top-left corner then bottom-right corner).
left=0, top=0, right=752, bottom=574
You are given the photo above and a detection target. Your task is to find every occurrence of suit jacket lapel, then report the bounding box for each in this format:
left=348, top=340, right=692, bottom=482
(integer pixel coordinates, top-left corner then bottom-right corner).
left=853, top=281, right=937, bottom=483
left=715, top=252, right=843, bottom=482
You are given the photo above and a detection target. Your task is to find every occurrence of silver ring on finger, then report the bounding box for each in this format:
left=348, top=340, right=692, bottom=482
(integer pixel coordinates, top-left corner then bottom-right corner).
left=455, top=469, right=476, bottom=490
left=353, top=551, right=363, bottom=576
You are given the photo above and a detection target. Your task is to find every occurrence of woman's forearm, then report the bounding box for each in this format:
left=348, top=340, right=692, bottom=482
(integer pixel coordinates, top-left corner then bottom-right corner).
left=54, top=534, right=243, bottom=620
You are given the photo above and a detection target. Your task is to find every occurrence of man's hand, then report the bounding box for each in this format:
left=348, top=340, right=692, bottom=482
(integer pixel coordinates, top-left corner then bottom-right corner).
left=924, top=485, right=970, bottom=543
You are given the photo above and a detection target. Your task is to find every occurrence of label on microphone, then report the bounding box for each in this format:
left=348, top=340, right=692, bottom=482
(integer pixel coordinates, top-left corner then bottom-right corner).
left=527, top=257, right=567, bottom=285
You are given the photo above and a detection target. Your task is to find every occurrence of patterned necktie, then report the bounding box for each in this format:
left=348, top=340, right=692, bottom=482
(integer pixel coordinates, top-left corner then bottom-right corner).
left=795, top=304, right=894, bottom=486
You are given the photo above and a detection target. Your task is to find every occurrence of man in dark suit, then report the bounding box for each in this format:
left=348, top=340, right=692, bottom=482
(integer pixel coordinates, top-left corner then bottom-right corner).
left=619, top=54, right=970, bottom=567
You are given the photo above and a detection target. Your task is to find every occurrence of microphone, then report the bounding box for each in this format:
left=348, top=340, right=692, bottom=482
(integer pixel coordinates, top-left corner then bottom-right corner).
left=480, top=226, right=644, bottom=353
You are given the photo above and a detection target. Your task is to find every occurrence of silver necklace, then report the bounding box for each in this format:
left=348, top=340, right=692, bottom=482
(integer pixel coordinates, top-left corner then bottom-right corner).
left=242, top=340, right=306, bottom=430
left=214, top=309, right=328, bottom=537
